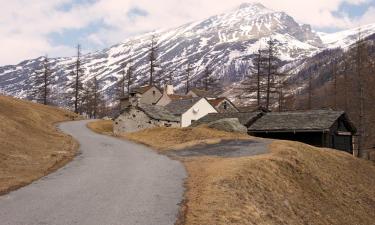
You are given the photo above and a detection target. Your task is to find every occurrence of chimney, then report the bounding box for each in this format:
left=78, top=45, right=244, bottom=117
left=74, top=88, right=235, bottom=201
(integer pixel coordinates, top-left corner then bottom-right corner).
left=164, top=84, right=174, bottom=95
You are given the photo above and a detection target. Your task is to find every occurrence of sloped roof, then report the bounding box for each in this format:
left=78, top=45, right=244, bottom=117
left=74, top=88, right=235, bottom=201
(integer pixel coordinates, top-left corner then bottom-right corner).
left=138, top=104, right=180, bottom=122
left=165, top=97, right=202, bottom=115
left=131, top=85, right=159, bottom=94
left=189, top=88, right=216, bottom=98
left=168, top=94, right=193, bottom=101
left=193, top=112, right=263, bottom=127
left=248, top=110, right=355, bottom=132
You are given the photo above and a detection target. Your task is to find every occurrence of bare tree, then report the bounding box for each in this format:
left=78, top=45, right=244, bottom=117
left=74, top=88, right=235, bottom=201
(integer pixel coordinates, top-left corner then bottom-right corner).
left=185, top=62, right=192, bottom=94
left=126, top=60, right=134, bottom=95
left=82, top=76, right=103, bottom=118
left=237, top=48, right=267, bottom=107
left=67, top=44, right=84, bottom=113
left=31, top=55, right=52, bottom=105
left=149, top=35, right=159, bottom=86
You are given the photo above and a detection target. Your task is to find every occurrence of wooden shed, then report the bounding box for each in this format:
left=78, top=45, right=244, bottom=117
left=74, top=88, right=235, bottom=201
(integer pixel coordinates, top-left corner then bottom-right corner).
left=248, top=110, right=357, bottom=154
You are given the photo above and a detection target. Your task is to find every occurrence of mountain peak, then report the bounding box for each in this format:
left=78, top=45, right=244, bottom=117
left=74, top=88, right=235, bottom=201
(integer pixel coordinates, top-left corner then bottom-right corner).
left=238, top=2, right=269, bottom=10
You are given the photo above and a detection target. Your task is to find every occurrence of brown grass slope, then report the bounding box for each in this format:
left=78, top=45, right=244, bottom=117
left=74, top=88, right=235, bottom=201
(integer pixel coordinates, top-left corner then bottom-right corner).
left=87, top=120, right=251, bottom=151
left=0, top=95, right=79, bottom=194
left=185, top=141, right=375, bottom=225
left=87, top=120, right=375, bottom=225
left=122, top=126, right=251, bottom=151
left=87, top=120, right=113, bottom=135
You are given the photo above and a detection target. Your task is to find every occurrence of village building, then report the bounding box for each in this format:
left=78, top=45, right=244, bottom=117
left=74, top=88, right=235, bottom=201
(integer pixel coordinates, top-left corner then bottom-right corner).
left=156, top=84, right=192, bottom=106
left=113, top=103, right=180, bottom=134
left=119, top=85, right=162, bottom=110
left=165, top=97, right=218, bottom=127
left=195, top=109, right=356, bottom=154
left=248, top=110, right=357, bottom=153
left=208, top=97, right=239, bottom=113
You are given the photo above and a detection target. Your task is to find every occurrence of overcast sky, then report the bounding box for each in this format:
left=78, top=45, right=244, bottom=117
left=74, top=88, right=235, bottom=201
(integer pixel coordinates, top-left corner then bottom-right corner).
left=1, top=0, right=375, bottom=65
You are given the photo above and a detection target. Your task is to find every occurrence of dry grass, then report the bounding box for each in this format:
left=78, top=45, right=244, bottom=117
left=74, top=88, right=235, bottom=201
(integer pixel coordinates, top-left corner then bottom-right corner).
left=121, top=126, right=251, bottom=151
left=87, top=120, right=113, bottom=135
left=183, top=141, right=375, bottom=225
left=0, top=95, right=80, bottom=195
left=86, top=119, right=375, bottom=225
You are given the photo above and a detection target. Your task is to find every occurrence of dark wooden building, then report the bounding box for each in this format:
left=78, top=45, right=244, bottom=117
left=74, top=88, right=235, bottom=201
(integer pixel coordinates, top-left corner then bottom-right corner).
left=248, top=110, right=357, bottom=153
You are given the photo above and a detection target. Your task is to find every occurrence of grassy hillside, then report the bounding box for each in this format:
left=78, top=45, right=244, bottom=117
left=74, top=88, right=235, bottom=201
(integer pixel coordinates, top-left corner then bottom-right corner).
left=0, top=95, right=80, bottom=194
left=184, top=141, right=375, bottom=225
left=87, top=120, right=375, bottom=225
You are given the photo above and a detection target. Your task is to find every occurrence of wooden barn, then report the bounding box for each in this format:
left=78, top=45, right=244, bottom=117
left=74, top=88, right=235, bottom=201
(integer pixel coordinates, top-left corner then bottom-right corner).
left=248, top=110, right=357, bottom=153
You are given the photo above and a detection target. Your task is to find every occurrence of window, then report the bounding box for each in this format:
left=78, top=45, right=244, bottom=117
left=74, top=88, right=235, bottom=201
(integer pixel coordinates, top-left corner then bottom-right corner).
left=153, top=90, right=156, bottom=95
left=223, top=101, right=228, bottom=110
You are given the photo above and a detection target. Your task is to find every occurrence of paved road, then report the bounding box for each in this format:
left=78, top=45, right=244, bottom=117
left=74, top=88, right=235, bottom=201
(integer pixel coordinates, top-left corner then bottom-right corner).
left=0, top=120, right=186, bottom=225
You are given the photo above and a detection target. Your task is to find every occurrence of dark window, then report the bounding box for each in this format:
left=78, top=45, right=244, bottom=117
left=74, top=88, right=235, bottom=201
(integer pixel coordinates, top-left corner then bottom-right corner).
left=132, top=114, right=136, bottom=118
left=223, top=101, right=228, bottom=110
left=153, top=90, right=156, bottom=95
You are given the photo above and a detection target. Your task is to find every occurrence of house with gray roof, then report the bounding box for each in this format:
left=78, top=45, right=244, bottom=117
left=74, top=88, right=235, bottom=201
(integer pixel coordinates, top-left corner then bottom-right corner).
left=119, top=85, right=162, bottom=110
left=194, top=109, right=357, bottom=153
left=248, top=110, right=357, bottom=153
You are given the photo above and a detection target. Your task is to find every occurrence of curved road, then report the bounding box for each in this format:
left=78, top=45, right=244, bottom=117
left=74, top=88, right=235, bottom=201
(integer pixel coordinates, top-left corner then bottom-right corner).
left=0, top=120, right=186, bottom=225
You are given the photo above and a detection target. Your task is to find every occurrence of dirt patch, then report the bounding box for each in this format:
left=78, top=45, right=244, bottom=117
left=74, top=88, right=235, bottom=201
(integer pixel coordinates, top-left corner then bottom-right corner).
left=168, top=139, right=270, bottom=158
left=0, top=95, right=80, bottom=195
left=183, top=141, right=375, bottom=225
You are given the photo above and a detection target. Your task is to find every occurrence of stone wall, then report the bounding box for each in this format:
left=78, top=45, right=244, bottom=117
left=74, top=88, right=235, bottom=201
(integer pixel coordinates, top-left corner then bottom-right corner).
left=114, top=107, right=180, bottom=134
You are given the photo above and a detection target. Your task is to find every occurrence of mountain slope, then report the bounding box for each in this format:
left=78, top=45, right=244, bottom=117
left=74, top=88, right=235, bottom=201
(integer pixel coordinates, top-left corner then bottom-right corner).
left=0, top=3, right=374, bottom=106
left=0, top=3, right=323, bottom=102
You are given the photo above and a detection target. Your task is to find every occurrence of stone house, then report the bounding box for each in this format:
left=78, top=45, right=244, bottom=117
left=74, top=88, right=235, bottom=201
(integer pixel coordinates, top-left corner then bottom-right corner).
left=156, top=84, right=192, bottom=106
left=208, top=97, right=239, bottom=113
left=165, top=97, right=218, bottom=127
left=114, top=103, right=180, bottom=134
left=119, top=85, right=162, bottom=110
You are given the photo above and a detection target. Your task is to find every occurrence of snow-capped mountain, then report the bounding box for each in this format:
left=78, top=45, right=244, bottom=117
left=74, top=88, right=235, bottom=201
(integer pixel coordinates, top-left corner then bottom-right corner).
left=0, top=3, right=374, bottom=105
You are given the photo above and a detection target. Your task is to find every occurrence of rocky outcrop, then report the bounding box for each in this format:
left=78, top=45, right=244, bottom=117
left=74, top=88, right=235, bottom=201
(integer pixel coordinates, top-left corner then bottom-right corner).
left=208, top=118, right=247, bottom=133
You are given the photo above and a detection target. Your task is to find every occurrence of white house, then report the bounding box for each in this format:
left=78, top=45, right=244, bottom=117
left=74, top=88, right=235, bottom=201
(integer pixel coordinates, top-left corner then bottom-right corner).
left=165, top=97, right=218, bottom=127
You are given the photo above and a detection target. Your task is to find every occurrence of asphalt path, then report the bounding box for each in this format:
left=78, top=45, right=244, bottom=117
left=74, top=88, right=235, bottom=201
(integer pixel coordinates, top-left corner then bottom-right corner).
left=0, top=120, right=186, bottom=225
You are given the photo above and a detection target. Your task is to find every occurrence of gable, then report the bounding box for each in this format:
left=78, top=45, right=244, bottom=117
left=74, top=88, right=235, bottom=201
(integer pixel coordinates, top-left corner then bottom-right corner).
left=182, top=98, right=218, bottom=116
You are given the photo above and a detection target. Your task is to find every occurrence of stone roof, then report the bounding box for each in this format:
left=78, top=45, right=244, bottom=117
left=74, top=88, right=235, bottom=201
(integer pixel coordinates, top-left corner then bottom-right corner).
left=248, top=110, right=355, bottom=132
left=193, top=112, right=263, bottom=127
left=138, top=104, right=180, bottom=122
left=189, top=88, right=216, bottom=98
left=131, top=85, right=159, bottom=94
left=165, top=97, right=202, bottom=115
